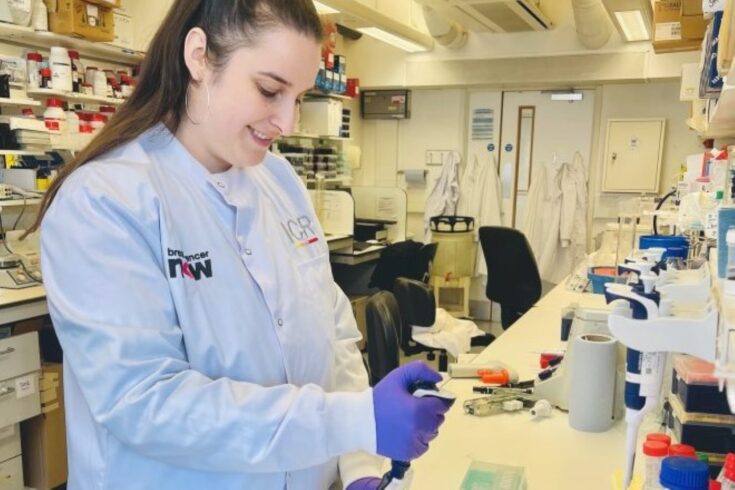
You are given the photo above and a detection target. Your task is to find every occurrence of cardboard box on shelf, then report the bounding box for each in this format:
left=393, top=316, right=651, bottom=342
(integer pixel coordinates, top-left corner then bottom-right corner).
left=105, top=7, right=133, bottom=49
left=44, top=0, right=115, bottom=42
left=21, top=363, right=67, bottom=490
left=680, top=0, right=702, bottom=16
left=653, top=0, right=704, bottom=53
left=681, top=14, right=708, bottom=39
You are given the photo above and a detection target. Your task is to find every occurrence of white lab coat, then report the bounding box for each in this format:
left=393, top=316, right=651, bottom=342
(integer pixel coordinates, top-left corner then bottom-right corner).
left=41, top=124, right=382, bottom=490
left=523, top=153, right=587, bottom=284
left=424, top=151, right=460, bottom=242
left=456, top=152, right=503, bottom=277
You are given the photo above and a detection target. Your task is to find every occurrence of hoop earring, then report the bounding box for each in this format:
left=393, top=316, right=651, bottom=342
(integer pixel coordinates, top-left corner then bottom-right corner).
left=185, top=83, right=211, bottom=126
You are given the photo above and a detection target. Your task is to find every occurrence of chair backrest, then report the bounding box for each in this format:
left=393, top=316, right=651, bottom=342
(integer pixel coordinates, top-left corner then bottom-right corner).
left=365, top=291, right=401, bottom=385
left=479, top=226, right=542, bottom=326
left=419, top=242, right=439, bottom=282
left=392, top=277, right=436, bottom=351
left=368, top=240, right=426, bottom=291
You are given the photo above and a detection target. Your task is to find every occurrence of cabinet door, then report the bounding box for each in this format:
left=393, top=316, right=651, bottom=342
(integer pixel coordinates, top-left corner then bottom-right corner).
left=602, top=119, right=665, bottom=193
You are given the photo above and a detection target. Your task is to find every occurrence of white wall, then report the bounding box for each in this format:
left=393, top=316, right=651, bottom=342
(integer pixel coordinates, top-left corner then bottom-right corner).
left=352, top=89, right=466, bottom=239
left=589, top=81, right=702, bottom=238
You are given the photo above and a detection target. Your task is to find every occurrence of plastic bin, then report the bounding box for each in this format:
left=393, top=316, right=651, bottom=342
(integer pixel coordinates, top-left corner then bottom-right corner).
left=588, top=266, right=619, bottom=294
left=639, top=235, right=689, bottom=261
left=671, top=355, right=731, bottom=415
left=430, top=216, right=476, bottom=278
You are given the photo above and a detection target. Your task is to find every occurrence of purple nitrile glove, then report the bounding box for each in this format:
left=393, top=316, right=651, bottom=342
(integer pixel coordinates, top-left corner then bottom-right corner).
left=346, top=477, right=382, bottom=490
left=373, top=361, right=454, bottom=462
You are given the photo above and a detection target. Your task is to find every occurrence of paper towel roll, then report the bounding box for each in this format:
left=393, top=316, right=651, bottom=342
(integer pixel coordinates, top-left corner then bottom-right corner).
left=568, top=333, right=618, bottom=433
left=404, top=169, right=426, bottom=185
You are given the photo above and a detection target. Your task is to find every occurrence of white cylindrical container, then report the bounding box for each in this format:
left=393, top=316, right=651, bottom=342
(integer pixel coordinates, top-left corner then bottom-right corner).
left=568, top=333, right=618, bottom=432
left=31, top=0, right=48, bottom=31
left=66, top=110, right=80, bottom=150
left=643, top=440, right=667, bottom=489
left=44, top=97, right=67, bottom=134
left=93, top=70, right=107, bottom=97
left=49, top=46, right=72, bottom=92
left=26, top=52, right=42, bottom=89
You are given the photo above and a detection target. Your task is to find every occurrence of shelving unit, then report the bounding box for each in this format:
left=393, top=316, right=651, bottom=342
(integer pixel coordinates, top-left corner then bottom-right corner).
left=0, top=22, right=144, bottom=65
left=688, top=62, right=735, bottom=139
left=27, top=89, right=125, bottom=106
left=0, top=97, right=40, bottom=107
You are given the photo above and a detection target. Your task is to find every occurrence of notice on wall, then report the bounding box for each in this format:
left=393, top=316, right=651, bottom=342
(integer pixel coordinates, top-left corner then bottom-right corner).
left=472, top=108, right=495, bottom=141
left=377, top=197, right=396, bottom=219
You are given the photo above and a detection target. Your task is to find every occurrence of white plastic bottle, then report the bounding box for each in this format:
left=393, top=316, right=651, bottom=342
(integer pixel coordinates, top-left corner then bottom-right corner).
left=26, top=52, right=42, bottom=90
left=93, top=70, right=107, bottom=97
left=66, top=110, right=79, bottom=149
left=49, top=46, right=72, bottom=93
left=642, top=440, right=667, bottom=489
left=31, top=0, right=48, bottom=31
left=44, top=98, right=67, bottom=151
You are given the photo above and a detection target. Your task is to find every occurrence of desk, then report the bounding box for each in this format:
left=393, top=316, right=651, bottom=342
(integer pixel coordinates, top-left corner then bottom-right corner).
left=412, top=282, right=626, bottom=489
left=330, top=245, right=385, bottom=266
left=326, top=234, right=353, bottom=252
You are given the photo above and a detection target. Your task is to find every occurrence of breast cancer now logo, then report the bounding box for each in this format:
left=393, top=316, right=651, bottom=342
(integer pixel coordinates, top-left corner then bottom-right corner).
left=167, top=248, right=213, bottom=281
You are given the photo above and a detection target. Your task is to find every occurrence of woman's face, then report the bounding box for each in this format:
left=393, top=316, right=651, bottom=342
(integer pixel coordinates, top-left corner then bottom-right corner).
left=183, top=26, right=321, bottom=172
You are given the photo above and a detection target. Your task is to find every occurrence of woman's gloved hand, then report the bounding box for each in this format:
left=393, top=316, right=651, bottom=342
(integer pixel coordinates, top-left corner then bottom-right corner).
left=372, top=361, right=453, bottom=462
left=345, top=477, right=382, bottom=490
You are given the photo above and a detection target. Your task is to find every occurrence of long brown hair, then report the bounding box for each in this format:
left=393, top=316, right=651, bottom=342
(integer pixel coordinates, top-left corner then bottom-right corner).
left=28, top=0, right=323, bottom=233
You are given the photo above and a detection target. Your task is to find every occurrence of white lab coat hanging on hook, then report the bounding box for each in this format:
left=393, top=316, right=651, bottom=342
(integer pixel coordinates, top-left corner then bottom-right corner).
left=523, top=152, right=588, bottom=284
left=456, top=151, right=502, bottom=277
left=424, top=151, right=461, bottom=242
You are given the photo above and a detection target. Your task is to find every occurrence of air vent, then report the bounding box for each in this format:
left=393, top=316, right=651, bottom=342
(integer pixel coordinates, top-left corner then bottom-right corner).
left=416, top=0, right=552, bottom=33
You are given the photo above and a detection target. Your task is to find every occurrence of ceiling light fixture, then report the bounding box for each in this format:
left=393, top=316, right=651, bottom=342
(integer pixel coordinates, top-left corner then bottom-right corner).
left=314, top=0, right=434, bottom=52
left=601, top=0, right=653, bottom=42
left=313, top=1, right=339, bottom=15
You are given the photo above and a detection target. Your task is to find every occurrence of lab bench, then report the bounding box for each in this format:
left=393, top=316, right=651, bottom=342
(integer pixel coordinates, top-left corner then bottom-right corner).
left=409, top=281, right=627, bottom=489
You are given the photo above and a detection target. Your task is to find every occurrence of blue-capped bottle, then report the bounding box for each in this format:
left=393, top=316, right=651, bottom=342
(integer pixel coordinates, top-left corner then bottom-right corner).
left=659, top=457, right=709, bottom=490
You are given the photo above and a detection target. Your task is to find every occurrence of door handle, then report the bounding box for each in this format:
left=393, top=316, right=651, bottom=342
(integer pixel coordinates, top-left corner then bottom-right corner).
left=0, top=386, right=15, bottom=397
left=0, top=347, right=15, bottom=357
left=611, top=152, right=618, bottom=165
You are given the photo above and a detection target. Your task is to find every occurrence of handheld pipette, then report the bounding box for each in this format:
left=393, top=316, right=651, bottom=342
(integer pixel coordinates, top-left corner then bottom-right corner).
left=605, top=277, right=665, bottom=489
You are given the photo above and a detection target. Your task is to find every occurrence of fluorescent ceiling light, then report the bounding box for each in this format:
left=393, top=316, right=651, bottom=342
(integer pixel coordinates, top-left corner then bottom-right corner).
left=614, top=10, right=650, bottom=41
left=550, top=92, right=584, bottom=101
left=313, top=1, right=339, bottom=15
left=356, top=27, right=430, bottom=53
left=601, top=0, right=653, bottom=42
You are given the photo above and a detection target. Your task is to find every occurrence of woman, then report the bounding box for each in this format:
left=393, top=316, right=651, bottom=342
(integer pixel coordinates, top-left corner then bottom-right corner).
left=32, top=1, right=451, bottom=489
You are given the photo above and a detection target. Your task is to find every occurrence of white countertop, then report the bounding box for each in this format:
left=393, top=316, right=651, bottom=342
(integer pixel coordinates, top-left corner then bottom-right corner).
left=410, top=282, right=626, bottom=489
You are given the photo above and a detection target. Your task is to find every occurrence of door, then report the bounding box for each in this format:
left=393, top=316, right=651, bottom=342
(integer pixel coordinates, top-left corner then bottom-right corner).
left=601, top=119, right=666, bottom=193
left=499, top=91, right=595, bottom=229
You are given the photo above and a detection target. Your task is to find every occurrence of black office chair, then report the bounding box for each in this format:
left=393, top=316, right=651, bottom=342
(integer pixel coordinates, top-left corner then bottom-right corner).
left=392, top=277, right=448, bottom=371
left=365, top=291, right=401, bottom=385
left=393, top=278, right=495, bottom=371
left=368, top=240, right=430, bottom=292
left=418, top=242, right=439, bottom=283
left=479, top=226, right=542, bottom=329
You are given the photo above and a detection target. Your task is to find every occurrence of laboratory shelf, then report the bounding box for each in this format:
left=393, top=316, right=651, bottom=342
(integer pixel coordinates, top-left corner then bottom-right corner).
left=306, top=90, right=353, bottom=101
left=27, top=89, right=125, bottom=106
left=0, top=22, right=145, bottom=65
left=689, top=63, right=735, bottom=139
left=0, top=97, right=40, bottom=107
left=0, top=149, right=46, bottom=156
left=285, top=133, right=352, bottom=142
left=0, top=198, right=42, bottom=206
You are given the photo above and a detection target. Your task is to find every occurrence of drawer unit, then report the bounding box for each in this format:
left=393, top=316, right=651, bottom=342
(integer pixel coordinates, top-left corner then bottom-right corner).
left=0, top=425, right=20, bottom=464
left=0, top=455, right=22, bottom=490
left=0, top=374, right=41, bottom=429
left=0, top=333, right=40, bottom=382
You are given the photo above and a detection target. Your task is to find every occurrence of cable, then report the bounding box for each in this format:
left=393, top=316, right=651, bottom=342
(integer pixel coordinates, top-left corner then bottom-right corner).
left=653, top=188, right=678, bottom=236
left=0, top=210, right=42, bottom=284
left=12, top=194, right=26, bottom=230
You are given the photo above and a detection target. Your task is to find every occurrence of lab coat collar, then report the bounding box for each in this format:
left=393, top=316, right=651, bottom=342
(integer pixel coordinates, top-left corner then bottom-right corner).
left=140, top=123, right=256, bottom=205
